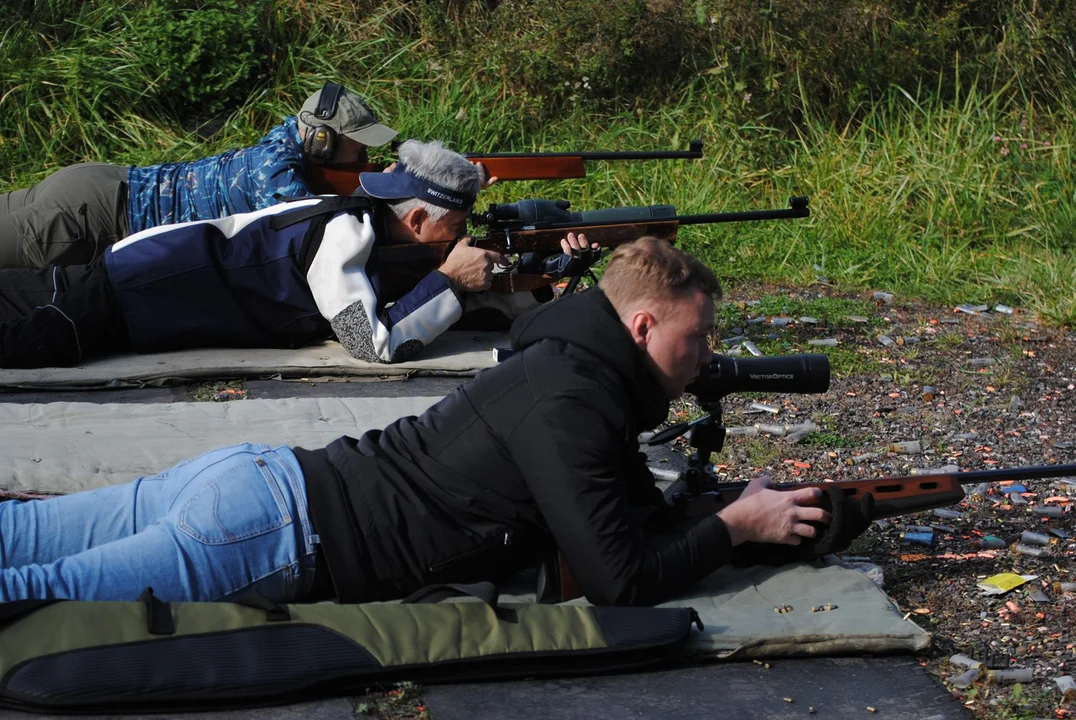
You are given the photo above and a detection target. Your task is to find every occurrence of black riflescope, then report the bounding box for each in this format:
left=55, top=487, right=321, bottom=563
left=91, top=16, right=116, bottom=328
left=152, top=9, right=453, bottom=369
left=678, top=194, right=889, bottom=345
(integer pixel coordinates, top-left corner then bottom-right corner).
left=686, top=353, right=831, bottom=402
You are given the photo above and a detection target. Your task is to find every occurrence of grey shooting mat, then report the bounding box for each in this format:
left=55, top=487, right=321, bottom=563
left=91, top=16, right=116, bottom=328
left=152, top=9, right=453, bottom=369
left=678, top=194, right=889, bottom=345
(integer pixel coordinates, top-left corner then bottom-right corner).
left=0, top=396, right=442, bottom=495
left=501, top=559, right=932, bottom=659
left=0, top=332, right=506, bottom=390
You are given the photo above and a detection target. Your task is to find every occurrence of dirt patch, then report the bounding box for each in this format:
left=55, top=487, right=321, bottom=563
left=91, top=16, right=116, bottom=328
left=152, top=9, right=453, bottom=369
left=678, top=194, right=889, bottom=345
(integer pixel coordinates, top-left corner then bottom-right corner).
left=671, top=283, right=1076, bottom=719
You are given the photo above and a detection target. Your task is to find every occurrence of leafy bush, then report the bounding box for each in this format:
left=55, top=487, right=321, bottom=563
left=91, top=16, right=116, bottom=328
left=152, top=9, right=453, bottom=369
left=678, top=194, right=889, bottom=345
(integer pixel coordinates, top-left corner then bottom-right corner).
left=124, top=0, right=268, bottom=119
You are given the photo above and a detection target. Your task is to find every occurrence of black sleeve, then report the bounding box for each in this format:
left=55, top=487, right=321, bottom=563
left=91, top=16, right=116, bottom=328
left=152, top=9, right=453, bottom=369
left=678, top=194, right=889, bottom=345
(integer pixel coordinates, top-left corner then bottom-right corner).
left=509, top=395, right=733, bottom=606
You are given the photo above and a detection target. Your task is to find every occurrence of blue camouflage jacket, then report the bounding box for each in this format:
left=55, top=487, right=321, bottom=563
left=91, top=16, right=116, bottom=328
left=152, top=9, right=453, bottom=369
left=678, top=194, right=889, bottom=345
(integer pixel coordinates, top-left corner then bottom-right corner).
left=124, top=116, right=308, bottom=234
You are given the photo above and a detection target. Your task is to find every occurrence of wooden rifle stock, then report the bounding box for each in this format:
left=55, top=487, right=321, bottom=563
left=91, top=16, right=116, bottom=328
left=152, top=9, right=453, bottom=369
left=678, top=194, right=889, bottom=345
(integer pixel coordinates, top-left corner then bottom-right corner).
left=676, top=463, right=1076, bottom=520
left=302, top=141, right=705, bottom=195
left=548, top=463, right=1076, bottom=604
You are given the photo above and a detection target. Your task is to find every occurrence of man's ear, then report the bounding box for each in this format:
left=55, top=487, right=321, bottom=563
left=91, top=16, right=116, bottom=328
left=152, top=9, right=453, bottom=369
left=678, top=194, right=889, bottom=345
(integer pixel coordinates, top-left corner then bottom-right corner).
left=627, top=309, right=656, bottom=351
left=404, top=206, right=428, bottom=237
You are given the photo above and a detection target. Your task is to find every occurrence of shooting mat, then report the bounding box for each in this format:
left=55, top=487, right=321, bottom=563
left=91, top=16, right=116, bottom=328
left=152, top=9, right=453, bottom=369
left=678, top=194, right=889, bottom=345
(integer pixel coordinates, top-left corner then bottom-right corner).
left=0, top=332, right=505, bottom=390
left=502, top=560, right=931, bottom=660
left=0, top=396, right=442, bottom=495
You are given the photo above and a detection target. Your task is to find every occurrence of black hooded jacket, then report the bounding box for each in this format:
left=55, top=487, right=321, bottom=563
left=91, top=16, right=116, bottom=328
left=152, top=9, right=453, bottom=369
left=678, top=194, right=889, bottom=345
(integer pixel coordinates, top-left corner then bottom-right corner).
left=294, top=288, right=733, bottom=605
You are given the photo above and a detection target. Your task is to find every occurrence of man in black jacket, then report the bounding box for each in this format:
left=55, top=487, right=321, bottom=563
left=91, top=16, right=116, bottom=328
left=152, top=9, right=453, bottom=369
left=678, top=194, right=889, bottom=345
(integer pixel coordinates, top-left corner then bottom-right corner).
left=0, top=237, right=869, bottom=605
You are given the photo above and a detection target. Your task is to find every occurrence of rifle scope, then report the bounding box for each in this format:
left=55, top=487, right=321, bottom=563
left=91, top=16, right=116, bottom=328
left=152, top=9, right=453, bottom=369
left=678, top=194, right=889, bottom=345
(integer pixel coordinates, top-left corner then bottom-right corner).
left=472, top=199, right=676, bottom=228
left=687, top=353, right=831, bottom=402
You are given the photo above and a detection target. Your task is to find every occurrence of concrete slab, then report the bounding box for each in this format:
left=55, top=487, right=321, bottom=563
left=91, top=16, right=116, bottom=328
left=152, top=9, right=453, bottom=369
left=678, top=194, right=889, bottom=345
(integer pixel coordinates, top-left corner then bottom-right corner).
left=423, top=656, right=971, bottom=720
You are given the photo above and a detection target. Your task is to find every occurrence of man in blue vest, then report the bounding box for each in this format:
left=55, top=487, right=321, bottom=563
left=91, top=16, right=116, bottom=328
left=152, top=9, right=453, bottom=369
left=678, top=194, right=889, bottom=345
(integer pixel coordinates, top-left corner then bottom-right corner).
left=0, top=139, right=573, bottom=368
left=0, top=82, right=397, bottom=269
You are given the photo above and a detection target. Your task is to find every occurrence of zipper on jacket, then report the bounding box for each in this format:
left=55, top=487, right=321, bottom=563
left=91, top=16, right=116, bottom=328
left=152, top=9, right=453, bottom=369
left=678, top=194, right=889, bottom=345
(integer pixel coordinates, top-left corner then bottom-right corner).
left=77, top=203, right=101, bottom=262
left=427, top=531, right=513, bottom=573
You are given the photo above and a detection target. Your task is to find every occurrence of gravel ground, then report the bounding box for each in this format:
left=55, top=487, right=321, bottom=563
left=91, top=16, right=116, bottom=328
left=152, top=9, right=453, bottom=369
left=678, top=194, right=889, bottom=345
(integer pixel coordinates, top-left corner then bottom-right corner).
left=667, top=283, right=1076, bottom=720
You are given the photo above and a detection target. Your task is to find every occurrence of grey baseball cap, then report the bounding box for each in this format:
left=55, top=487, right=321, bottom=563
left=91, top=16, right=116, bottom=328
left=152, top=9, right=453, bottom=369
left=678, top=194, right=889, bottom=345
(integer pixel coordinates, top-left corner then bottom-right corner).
left=298, top=85, right=398, bottom=147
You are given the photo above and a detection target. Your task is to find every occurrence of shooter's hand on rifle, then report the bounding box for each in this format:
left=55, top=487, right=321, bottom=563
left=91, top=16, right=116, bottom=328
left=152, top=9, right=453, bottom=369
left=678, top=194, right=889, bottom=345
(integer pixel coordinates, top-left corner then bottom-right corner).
left=439, top=237, right=508, bottom=292
left=476, top=163, right=499, bottom=189
left=716, top=476, right=830, bottom=546
left=559, top=231, right=599, bottom=257
left=727, top=485, right=876, bottom=567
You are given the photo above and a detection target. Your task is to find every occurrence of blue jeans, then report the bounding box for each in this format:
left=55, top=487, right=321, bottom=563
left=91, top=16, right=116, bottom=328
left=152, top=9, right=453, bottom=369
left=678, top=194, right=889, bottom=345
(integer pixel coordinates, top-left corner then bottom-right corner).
left=0, top=443, right=319, bottom=602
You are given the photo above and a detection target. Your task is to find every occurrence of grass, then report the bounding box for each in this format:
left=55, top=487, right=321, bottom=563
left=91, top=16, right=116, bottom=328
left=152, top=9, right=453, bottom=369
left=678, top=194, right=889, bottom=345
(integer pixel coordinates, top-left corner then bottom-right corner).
left=188, top=379, right=247, bottom=402
left=1, top=2, right=1074, bottom=326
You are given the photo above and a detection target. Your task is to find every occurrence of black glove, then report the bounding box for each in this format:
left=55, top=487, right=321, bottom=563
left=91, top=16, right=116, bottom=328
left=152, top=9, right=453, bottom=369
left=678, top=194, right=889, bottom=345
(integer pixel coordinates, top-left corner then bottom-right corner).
left=517, top=248, right=603, bottom=279
left=809, top=486, right=874, bottom=556
left=730, top=487, right=874, bottom=567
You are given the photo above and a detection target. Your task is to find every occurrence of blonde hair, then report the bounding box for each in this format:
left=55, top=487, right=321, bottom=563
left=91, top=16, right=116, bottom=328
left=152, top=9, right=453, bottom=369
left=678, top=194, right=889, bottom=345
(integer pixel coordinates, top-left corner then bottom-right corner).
left=599, top=237, right=722, bottom=317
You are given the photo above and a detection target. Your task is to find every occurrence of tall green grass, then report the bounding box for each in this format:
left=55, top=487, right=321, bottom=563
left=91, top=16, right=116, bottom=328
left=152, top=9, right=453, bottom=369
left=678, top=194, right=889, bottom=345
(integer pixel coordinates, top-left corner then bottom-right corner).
left=1, top=0, right=1073, bottom=324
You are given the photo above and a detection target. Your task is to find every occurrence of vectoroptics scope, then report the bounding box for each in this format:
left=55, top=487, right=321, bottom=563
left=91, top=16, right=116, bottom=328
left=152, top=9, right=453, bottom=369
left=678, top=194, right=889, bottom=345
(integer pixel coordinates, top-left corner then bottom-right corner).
left=686, top=353, right=831, bottom=402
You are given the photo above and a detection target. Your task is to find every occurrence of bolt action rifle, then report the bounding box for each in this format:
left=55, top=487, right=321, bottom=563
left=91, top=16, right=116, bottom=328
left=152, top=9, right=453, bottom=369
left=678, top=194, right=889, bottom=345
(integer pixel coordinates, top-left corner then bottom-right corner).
left=305, top=140, right=705, bottom=196
left=379, top=196, right=811, bottom=297
left=535, top=352, right=1076, bottom=602
left=657, top=353, right=1076, bottom=514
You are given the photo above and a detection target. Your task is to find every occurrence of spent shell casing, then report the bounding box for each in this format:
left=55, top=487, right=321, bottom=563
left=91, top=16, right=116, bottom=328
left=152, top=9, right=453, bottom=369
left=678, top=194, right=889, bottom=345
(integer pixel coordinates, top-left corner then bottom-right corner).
left=1056, top=582, right=1076, bottom=593
left=1020, top=531, right=1052, bottom=546
left=950, top=654, right=987, bottom=670
left=888, top=440, right=923, bottom=454
left=1009, top=493, right=1029, bottom=505
left=756, top=423, right=787, bottom=437
left=948, top=668, right=982, bottom=689
left=648, top=467, right=683, bottom=483
left=900, top=531, right=935, bottom=546
left=933, top=508, right=964, bottom=520
left=1011, top=543, right=1047, bottom=557
left=1056, top=675, right=1076, bottom=701
left=784, top=429, right=811, bottom=444
left=725, top=425, right=760, bottom=437
left=973, top=536, right=1006, bottom=550
left=808, top=338, right=838, bottom=346
left=911, top=465, right=960, bottom=476
left=749, top=401, right=780, bottom=414
left=931, top=524, right=957, bottom=534
left=742, top=340, right=763, bottom=357
left=967, top=482, right=992, bottom=499
left=899, top=525, right=936, bottom=534
left=1031, top=505, right=1063, bottom=517
left=987, top=668, right=1034, bottom=684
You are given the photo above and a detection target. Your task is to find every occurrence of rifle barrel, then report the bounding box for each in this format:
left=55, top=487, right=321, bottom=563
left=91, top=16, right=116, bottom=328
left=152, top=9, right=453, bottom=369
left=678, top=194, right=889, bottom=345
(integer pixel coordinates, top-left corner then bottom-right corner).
left=486, top=201, right=809, bottom=233
left=676, top=199, right=810, bottom=225
left=714, top=462, right=1076, bottom=494
left=465, top=140, right=704, bottom=161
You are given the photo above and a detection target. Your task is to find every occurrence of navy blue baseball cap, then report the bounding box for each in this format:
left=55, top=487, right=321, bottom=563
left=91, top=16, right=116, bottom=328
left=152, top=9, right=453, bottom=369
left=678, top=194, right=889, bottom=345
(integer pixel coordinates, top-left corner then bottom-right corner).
left=357, top=164, right=477, bottom=211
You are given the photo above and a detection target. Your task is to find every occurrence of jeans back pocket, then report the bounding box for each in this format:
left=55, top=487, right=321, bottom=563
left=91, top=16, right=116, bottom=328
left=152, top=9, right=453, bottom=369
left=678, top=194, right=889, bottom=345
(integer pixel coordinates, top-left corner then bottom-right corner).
left=178, top=455, right=292, bottom=546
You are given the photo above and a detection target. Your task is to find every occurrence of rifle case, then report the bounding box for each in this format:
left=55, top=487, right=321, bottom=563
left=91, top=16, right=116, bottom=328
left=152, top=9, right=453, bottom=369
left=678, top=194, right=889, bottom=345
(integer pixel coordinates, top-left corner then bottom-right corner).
left=0, top=586, right=700, bottom=714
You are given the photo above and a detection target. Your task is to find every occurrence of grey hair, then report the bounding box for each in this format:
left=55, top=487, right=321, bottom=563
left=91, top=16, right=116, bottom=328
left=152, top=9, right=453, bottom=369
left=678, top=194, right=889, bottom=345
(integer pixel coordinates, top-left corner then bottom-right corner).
left=387, top=139, right=482, bottom=222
